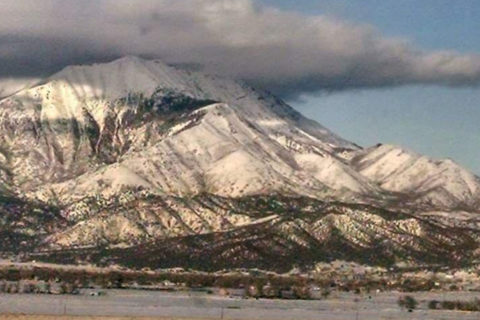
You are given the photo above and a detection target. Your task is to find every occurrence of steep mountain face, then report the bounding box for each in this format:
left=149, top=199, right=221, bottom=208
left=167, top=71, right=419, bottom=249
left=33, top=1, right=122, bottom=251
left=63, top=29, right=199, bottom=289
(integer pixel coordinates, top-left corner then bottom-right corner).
left=0, top=56, right=479, bottom=270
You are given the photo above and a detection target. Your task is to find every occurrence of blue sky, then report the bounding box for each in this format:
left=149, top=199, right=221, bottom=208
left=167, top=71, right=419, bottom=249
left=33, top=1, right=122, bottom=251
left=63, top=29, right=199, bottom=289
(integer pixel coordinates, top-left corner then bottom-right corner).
left=259, top=0, right=480, bottom=174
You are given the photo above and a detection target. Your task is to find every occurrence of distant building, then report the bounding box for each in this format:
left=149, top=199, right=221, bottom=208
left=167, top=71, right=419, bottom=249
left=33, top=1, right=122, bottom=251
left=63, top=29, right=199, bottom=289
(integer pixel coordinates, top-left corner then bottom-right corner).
left=49, top=282, right=64, bottom=295
left=280, top=289, right=296, bottom=299
left=262, top=284, right=279, bottom=298
left=228, top=288, right=246, bottom=298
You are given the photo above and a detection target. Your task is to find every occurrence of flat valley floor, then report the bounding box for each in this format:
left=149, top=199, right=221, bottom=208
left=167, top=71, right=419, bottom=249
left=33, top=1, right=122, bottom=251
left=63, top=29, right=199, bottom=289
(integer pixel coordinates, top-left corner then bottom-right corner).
left=1, top=289, right=480, bottom=320
left=0, top=317, right=185, bottom=320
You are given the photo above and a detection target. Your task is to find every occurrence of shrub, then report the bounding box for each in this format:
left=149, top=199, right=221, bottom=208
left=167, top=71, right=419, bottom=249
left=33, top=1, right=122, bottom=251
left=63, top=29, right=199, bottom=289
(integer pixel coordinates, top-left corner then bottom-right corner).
left=441, top=300, right=457, bottom=310
left=398, top=295, right=418, bottom=311
left=428, top=300, right=439, bottom=310
left=321, top=289, right=331, bottom=299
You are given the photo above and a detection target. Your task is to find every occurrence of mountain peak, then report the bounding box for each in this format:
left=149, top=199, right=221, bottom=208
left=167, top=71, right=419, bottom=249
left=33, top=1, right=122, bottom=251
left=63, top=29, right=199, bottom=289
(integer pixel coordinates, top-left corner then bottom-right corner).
left=115, top=55, right=144, bottom=62
left=55, top=55, right=153, bottom=72
left=40, top=56, right=184, bottom=101
left=104, top=55, right=172, bottom=70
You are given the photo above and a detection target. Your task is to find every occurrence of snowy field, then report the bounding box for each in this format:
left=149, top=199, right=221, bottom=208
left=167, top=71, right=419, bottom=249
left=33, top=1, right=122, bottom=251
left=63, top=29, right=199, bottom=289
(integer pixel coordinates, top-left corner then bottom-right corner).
left=0, top=289, right=480, bottom=319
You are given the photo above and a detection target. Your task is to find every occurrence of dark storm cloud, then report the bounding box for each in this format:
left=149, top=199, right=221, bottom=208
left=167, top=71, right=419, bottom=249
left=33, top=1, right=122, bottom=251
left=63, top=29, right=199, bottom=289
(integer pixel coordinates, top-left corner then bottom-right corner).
left=0, top=35, right=118, bottom=77
left=1, top=0, right=480, bottom=98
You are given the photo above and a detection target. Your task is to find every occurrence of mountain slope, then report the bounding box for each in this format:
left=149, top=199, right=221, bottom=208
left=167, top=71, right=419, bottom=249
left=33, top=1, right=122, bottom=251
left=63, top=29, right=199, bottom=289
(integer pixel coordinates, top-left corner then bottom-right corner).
left=352, top=144, right=480, bottom=210
left=31, top=102, right=379, bottom=205
left=34, top=194, right=479, bottom=271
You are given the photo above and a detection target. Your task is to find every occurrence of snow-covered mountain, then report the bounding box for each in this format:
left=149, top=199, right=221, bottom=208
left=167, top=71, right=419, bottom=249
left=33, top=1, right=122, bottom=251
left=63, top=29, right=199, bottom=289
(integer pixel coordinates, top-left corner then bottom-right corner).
left=0, top=56, right=479, bottom=270
left=352, top=144, right=480, bottom=210
left=0, top=56, right=377, bottom=200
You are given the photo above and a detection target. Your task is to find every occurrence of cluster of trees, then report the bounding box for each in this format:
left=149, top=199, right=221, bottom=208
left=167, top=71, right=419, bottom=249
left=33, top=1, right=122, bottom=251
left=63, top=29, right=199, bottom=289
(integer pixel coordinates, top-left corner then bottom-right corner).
left=2, top=265, right=467, bottom=302
left=0, top=280, right=77, bottom=294
left=428, top=298, right=480, bottom=312
left=397, top=295, right=480, bottom=313
left=0, top=266, right=326, bottom=299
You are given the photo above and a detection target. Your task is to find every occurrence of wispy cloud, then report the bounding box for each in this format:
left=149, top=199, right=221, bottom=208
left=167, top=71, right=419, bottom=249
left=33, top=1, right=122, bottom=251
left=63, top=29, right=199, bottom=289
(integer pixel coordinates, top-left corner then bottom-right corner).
left=1, top=0, right=480, bottom=98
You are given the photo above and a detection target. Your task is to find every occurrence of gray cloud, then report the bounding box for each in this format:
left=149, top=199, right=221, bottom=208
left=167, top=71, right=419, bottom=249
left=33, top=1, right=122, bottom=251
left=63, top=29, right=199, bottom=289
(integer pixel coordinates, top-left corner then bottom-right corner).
left=1, top=0, right=480, bottom=98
